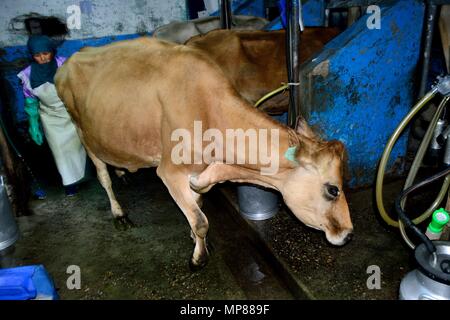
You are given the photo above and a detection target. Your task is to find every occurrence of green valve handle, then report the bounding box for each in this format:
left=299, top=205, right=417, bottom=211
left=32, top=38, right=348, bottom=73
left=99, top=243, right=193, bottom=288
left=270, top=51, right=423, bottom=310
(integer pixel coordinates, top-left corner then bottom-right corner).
left=427, top=208, right=450, bottom=234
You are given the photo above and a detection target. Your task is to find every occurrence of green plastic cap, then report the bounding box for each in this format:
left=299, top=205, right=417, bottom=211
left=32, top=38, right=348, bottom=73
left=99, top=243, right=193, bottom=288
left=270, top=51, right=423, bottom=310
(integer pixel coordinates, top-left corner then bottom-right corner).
left=427, top=208, right=450, bottom=234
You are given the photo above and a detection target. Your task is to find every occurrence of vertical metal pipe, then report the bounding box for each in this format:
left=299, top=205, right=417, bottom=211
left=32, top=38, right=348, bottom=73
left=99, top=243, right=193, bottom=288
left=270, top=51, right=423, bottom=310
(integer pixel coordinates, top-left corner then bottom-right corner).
left=220, top=0, right=232, bottom=29
left=324, top=8, right=330, bottom=27
left=286, top=0, right=301, bottom=127
left=419, top=1, right=438, bottom=98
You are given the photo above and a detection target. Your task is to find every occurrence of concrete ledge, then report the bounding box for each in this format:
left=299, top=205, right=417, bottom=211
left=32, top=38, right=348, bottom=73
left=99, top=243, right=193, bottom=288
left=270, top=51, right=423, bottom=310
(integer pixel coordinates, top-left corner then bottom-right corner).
left=213, top=182, right=413, bottom=300
left=212, top=186, right=315, bottom=299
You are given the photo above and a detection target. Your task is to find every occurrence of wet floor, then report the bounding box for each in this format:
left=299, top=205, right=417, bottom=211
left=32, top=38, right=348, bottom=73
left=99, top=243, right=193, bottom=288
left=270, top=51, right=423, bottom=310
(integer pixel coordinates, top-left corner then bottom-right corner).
left=1, top=166, right=443, bottom=300
left=0, top=168, right=293, bottom=300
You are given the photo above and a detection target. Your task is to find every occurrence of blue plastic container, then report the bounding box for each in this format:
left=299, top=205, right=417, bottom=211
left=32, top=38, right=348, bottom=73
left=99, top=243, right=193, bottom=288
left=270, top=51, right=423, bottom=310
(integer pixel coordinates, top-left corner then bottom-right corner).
left=0, top=265, right=59, bottom=300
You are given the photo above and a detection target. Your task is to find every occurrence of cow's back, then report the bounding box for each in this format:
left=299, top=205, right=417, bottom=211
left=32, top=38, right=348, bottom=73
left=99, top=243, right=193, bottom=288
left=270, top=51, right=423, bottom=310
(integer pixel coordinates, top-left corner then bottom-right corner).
left=185, top=28, right=341, bottom=113
left=55, top=37, right=226, bottom=172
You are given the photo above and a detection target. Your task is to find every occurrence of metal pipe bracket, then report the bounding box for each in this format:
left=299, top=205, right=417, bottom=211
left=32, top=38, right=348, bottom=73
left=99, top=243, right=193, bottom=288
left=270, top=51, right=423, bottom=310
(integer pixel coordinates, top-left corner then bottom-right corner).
left=434, top=75, right=450, bottom=96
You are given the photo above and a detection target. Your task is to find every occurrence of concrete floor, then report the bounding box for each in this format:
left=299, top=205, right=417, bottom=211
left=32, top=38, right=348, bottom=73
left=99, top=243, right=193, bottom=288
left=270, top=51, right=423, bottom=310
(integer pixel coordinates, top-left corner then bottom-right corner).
left=0, top=167, right=435, bottom=300
left=0, top=168, right=293, bottom=300
left=219, top=182, right=414, bottom=300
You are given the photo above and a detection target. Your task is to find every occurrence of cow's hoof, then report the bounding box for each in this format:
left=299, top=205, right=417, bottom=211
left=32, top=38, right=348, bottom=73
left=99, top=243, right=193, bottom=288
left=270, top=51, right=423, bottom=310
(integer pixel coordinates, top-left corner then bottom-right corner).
left=189, top=256, right=208, bottom=272
left=113, top=216, right=135, bottom=231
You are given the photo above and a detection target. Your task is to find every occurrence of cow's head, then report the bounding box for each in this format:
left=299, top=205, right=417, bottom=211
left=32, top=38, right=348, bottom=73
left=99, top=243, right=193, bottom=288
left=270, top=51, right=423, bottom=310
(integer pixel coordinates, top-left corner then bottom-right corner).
left=279, top=119, right=353, bottom=246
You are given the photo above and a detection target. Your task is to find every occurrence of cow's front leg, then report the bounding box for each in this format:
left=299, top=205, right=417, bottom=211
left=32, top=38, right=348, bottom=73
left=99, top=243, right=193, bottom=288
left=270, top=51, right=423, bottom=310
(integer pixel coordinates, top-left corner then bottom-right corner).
left=190, top=162, right=275, bottom=192
left=189, top=162, right=256, bottom=192
left=189, top=190, right=203, bottom=244
left=87, top=150, right=134, bottom=230
left=189, top=162, right=233, bottom=193
left=191, top=189, right=203, bottom=208
left=157, top=166, right=210, bottom=270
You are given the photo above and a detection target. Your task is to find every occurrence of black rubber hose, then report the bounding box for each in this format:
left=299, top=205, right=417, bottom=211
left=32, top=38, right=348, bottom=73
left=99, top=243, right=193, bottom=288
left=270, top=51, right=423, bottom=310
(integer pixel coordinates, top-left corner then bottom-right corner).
left=418, top=1, right=438, bottom=98
left=394, top=167, right=450, bottom=254
left=286, top=0, right=300, bottom=127
left=220, top=0, right=232, bottom=29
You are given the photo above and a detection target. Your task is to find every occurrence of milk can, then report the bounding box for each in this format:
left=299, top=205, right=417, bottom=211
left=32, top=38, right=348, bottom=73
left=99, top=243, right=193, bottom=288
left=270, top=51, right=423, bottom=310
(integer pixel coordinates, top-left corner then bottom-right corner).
left=399, top=241, right=450, bottom=300
left=0, top=176, right=19, bottom=251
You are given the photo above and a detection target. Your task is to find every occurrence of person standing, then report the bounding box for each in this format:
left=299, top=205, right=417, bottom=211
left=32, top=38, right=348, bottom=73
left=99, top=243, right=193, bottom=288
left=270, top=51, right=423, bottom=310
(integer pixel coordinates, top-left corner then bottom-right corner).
left=17, top=35, right=86, bottom=196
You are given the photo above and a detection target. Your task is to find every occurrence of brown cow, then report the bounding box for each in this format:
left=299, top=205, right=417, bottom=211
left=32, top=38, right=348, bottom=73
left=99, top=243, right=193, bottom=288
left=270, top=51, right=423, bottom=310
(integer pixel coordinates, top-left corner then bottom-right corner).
left=185, top=28, right=341, bottom=114
left=55, top=37, right=353, bottom=269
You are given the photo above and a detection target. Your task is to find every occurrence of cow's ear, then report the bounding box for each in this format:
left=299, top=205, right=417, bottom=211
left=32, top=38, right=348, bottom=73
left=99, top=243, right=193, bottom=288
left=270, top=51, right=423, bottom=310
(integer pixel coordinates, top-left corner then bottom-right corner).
left=295, top=116, right=319, bottom=140
left=327, top=140, right=346, bottom=162
left=326, top=140, right=349, bottom=181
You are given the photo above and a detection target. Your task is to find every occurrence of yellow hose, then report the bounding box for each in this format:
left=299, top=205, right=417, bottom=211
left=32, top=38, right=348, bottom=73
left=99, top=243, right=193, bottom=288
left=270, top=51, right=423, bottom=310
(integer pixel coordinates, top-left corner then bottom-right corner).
left=254, top=84, right=289, bottom=108
left=375, top=88, right=439, bottom=227
left=398, top=96, right=450, bottom=249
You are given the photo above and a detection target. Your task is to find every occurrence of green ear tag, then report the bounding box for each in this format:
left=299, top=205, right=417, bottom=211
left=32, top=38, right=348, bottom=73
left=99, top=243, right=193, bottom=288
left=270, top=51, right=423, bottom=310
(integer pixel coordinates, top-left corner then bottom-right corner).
left=284, top=146, right=299, bottom=164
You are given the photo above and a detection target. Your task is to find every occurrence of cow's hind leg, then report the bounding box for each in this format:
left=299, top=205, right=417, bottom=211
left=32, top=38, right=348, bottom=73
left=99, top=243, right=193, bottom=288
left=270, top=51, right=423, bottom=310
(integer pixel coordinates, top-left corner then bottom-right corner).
left=157, top=166, right=210, bottom=270
left=88, top=151, right=134, bottom=230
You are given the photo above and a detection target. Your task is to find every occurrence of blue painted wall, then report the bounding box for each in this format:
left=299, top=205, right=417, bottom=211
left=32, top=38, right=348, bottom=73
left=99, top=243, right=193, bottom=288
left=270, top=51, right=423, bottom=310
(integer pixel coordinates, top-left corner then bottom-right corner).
left=265, top=0, right=328, bottom=30
left=201, top=0, right=326, bottom=25
left=302, top=0, right=326, bottom=26
left=299, top=0, right=424, bottom=187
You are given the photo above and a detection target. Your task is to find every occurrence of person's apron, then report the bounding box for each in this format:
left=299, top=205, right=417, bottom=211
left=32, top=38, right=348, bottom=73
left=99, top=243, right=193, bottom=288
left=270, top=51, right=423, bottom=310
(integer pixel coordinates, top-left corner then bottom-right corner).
left=32, top=82, right=86, bottom=186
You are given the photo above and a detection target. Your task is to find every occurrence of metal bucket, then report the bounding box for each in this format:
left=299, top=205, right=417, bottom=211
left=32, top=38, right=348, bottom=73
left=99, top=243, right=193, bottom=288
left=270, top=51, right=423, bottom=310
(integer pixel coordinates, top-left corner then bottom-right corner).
left=399, top=241, right=450, bottom=300
left=0, top=177, right=19, bottom=251
left=237, top=184, right=279, bottom=220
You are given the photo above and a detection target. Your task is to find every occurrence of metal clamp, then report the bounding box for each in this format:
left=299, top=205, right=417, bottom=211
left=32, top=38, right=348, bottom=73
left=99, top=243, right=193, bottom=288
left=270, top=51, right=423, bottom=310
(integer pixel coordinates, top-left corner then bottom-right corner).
left=434, top=75, right=450, bottom=96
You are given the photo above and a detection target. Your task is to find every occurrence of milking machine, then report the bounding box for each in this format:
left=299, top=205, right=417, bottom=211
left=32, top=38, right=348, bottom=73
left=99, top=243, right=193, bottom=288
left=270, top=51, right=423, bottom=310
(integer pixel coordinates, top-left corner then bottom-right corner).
left=376, top=75, right=450, bottom=300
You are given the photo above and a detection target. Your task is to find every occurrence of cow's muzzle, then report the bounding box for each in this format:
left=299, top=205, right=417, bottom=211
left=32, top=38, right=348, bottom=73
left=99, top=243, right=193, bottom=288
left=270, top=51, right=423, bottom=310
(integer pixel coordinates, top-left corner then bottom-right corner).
left=326, top=229, right=353, bottom=246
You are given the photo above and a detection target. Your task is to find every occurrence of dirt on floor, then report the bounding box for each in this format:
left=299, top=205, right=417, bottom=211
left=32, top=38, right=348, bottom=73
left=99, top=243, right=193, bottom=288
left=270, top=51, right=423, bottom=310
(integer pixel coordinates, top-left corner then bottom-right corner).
left=219, top=175, right=444, bottom=300
left=1, top=166, right=443, bottom=300
left=1, top=168, right=293, bottom=300
left=245, top=185, right=412, bottom=300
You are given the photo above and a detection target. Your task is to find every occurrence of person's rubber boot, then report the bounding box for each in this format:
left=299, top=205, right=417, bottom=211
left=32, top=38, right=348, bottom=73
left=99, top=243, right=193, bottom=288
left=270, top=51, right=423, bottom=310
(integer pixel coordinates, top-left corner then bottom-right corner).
left=64, top=185, right=77, bottom=197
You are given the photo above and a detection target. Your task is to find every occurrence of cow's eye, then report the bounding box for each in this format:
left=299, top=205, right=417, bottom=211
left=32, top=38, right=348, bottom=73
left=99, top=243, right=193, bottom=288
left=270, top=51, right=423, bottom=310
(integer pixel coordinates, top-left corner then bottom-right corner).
left=324, top=183, right=340, bottom=201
